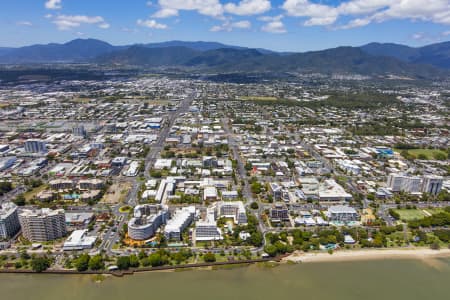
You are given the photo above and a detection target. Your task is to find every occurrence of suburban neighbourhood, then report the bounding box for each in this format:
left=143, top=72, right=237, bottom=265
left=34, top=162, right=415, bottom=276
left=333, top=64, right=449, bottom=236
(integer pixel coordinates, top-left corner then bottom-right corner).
left=0, top=75, right=449, bottom=273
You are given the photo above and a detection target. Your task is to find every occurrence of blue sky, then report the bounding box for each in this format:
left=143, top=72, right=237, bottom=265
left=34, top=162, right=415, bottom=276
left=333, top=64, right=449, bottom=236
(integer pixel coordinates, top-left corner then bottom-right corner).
left=0, top=0, right=449, bottom=51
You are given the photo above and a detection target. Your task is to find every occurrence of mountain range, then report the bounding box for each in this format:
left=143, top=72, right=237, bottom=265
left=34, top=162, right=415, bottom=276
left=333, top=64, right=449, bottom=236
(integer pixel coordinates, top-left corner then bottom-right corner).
left=0, top=39, right=449, bottom=79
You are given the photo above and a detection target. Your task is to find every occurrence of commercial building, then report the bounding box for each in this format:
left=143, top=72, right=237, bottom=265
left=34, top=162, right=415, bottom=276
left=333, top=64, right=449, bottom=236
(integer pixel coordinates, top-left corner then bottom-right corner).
left=218, top=201, right=247, bottom=225
left=202, top=156, right=218, bottom=168
left=79, top=179, right=104, bottom=190
left=111, top=157, right=127, bottom=167
left=270, top=203, right=290, bottom=222
left=63, top=229, right=96, bottom=251
left=155, top=177, right=177, bottom=203
left=318, top=179, right=352, bottom=202
left=123, top=161, right=140, bottom=177
left=327, top=206, right=359, bottom=223
left=49, top=179, right=74, bottom=190
left=0, top=202, right=21, bottom=240
left=65, top=212, right=94, bottom=228
left=195, top=209, right=222, bottom=241
left=164, top=206, right=195, bottom=241
left=221, top=190, right=238, bottom=200
left=24, top=139, right=47, bottom=153
left=268, top=182, right=283, bottom=200
left=19, top=208, right=67, bottom=242
left=0, top=156, right=17, bottom=172
left=203, top=186, right=218, bottom=202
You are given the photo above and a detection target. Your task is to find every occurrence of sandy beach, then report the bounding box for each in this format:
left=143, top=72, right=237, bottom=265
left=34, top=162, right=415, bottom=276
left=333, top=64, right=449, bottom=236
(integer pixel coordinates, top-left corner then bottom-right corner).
left=284, top=248, right=450, bottom=264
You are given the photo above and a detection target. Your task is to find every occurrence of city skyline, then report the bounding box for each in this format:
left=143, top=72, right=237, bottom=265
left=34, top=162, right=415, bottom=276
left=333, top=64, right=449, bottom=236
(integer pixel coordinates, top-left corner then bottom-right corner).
left=0, top=0, right=449, bottom=51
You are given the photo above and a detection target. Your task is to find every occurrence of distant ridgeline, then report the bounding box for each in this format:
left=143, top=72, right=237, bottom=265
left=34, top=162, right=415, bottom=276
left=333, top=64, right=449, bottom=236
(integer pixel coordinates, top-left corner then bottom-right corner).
left=0, top=39, right=449, bottom=80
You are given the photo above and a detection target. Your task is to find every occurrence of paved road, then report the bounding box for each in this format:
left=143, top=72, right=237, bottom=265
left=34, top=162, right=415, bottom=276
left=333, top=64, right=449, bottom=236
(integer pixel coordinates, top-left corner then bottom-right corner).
left=100, top=95, right=195, bottom=255
left=144, top=95, right=194, bottom=179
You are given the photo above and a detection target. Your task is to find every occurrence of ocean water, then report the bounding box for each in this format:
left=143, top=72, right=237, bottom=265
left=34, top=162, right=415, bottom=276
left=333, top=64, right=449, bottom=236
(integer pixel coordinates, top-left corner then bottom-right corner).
left=1, top=258, right=449, bottom=300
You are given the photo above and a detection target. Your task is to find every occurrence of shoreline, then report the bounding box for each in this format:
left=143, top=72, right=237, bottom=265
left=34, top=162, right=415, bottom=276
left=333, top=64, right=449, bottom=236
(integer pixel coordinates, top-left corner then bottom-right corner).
left=283, top=248, right=450, bottom=264
left=0, top=257, right=275, bottom=276
left=1, top=248, right=449, bottom=276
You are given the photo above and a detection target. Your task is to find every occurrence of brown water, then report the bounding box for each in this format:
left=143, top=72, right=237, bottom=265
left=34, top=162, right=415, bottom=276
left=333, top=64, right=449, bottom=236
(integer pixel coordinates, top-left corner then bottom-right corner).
left=1, top=258, right=450, bottom=300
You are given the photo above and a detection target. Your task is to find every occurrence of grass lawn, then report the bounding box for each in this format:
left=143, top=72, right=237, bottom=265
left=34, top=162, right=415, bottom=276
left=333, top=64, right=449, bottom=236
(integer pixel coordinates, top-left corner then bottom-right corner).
left=239, top=96, right=278, bottom=101
left=422, top=208, right=444, bottom=216
left=394, top=148, right=447, bottom=160
left=23, top=185, right=48, bottom=201
left=393, top=209, right=427, bottom=221
left=119, top=205, right=132, bottom=213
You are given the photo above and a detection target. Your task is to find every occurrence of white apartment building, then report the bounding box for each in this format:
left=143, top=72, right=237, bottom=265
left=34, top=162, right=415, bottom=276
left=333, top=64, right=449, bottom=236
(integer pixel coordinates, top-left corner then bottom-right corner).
left=164, top=206, right=195, bottom=241
left=421, top=175, right=444, bottom=195
left=19, top=208, right=67, bottom=242
left=128, top=205, right=169, bottom=240
left=387, top=174, right=443, bottom=195
left=218, top=201, right=247, bottom=225
left=0, top=202, right=21, bottom=240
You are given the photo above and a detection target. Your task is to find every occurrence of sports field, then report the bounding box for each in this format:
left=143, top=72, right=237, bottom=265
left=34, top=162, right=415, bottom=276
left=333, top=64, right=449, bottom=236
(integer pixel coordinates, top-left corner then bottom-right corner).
left=394, top=148, right=447, bottom=160
left=393, top=209, right=427, bottom=221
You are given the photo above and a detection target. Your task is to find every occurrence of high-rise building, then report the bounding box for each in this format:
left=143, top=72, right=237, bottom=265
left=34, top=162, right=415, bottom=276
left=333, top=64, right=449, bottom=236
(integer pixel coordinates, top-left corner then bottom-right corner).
left=0, top=202, right=21, bottom=240
left=72, top=125, right=87, bottom=138
left=421, top=175, right=443, bottom=196
left=387, top=174, right=406, bottom=192
left=164, top=206, right=195, bottom=241
left=387, top=174, right=443, bottom=195
left=24, top=139, right=47, bottom=153
left=19, top=208, right=66, bottom=242
left=128, top=205, right=168, bottom=240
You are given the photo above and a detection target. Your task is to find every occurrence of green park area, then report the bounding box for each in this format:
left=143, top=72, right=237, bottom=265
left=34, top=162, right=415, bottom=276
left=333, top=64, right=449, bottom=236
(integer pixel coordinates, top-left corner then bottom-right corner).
left=239, top=96, right=278, bottom=101
left=392, top=209, right=427, bottom=221
left=395, top=148, right=447, bottom=160
left=392, top=208, right=444, bottom=221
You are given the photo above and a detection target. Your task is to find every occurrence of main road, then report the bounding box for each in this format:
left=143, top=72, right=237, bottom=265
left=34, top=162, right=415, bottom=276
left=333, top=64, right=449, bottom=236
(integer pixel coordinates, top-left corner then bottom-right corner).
left=100, top=94, right=196, bottom=255
left=144, top=95, right=195, bottom=179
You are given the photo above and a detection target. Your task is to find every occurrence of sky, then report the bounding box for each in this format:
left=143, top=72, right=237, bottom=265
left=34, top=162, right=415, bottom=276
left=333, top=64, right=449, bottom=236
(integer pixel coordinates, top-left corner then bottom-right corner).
left=0, top=0, right=449, bottom=51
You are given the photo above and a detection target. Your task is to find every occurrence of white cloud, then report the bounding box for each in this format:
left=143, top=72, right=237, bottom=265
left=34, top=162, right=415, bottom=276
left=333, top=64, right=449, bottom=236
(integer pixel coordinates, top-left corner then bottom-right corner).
left=339, top=17, right=371, bottom=29
left=258, top=15, right=283, bottom=22
left=153, top=0, right=271, bottom=18
left=282, top=0, right=338, bottom=26
left=210, top=20, right=251, bottom=32
left=224, top=0, right=271, bottom=16
left=153, top=8, right=179, bottom=18
left=45, top=0, right=62, bottom=10
left=137, top=19, right=168, bottom=29
left=98, top=23, right=110, bottom=29
left=370, top=1, right=450, bottom=25
left=443, top=30, right=450, bottom=36
left=16, top=21, right=33, bottom=26
left=261, top=20, right=286, bottom=33
left=259, top=15, right=286, bottom=33
left=154, top=0, right=224, bottom=18
left=282, top=0, right=450, bottom=28
left=52, top=15, right=109, bottom=30
left=233, top=20, right=252, bottom=28
left=412, top=32, right=424, bottom=40
left=122, top=27, right=138, bottom=33
left=338, top=0, right=391, bottom=15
